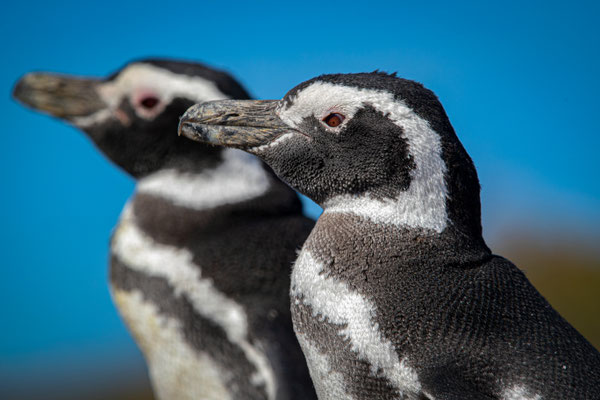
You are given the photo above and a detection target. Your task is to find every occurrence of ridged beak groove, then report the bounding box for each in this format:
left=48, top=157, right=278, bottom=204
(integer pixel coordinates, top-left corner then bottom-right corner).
left=12, top=72, right=105, bottom=119
left=178, top=100, right=290, bottom=150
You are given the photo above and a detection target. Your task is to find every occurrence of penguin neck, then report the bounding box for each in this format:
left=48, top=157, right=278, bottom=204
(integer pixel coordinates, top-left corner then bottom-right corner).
left=133, top=148, right=303, bottom=236
left=136, top=148, right=276, bottom=212
left=311, top=210, right=491, bottom=269
left=322, top=190, right=448, bottom=234
left=321, top=134, right=486, bottom=246
left=321, top=190, right=488, bottom=251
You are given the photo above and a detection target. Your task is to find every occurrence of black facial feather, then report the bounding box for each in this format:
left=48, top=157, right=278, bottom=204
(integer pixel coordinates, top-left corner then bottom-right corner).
left=262, top=105, right=415, bottom=204
left=85, top=96, right=223, bottom=178
left=88, top=58, right=254, bottom=178
left=277, top=72, right=483, bottom=239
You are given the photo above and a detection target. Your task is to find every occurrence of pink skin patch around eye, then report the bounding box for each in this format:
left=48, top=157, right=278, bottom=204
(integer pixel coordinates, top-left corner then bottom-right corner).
left=131, top=89, right=164, bottom=119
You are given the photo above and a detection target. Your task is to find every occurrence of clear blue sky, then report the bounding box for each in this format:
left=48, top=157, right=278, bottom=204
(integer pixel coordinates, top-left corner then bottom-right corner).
left=1, top=0, right=598, bottom=392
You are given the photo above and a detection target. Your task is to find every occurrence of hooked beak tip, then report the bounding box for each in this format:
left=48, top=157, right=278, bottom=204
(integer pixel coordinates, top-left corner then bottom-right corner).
left=177, top=117, right=184, bottom=137
left=177, top=99, right=290, bottom=150
left=177, top=117, right=209, bottom=143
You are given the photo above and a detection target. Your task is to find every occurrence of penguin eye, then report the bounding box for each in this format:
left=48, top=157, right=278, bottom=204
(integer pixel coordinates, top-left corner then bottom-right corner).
left=140, top=96, right=160, bottom=109
left=323, top=113, right=345, bottom=128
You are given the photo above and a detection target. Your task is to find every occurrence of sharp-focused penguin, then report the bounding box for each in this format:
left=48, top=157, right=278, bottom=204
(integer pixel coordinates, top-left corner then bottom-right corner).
left=179, top=72, right=600, bottom=400
left=13, top=59, right=317, bottom=400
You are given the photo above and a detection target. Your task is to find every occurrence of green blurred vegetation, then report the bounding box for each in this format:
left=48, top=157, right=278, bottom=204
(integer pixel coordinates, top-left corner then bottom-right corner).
left=496, top=235, right=600, bottom=350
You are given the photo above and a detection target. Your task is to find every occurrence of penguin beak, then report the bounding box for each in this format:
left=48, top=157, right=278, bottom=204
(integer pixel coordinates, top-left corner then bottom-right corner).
left=12, top=72, right=106, bottom=119
left=178, top=100, right=290, bottom=150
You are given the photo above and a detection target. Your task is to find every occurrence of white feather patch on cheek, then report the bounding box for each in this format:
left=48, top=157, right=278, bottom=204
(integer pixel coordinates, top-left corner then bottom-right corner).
left=280, top=81, right=449, bottom=233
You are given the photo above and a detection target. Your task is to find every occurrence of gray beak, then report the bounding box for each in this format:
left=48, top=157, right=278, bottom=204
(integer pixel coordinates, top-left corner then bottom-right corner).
left=178, top=100, right=291, bottom=150
left=12, top=72, right=106, bottom=119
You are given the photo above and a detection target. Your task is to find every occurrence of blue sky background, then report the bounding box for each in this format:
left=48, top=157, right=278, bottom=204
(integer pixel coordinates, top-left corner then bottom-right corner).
left=1, top=0, right=599, bottom=394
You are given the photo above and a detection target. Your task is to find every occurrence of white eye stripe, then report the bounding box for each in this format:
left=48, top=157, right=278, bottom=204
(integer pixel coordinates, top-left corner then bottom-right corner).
left=97, top=63, right=231, bottom=116
left=280, top=82, right=395, bottom=126
left=73, top=64, right=232, bottom=127
left=284, top=80, right=448, bottom=232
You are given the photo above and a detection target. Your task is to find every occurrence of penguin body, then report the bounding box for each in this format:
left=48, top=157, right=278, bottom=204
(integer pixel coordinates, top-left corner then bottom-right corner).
left=292, top=214, right=598, bottom=399
left=13, top=59, right=317, bottom=400
left=179, top=72, right=600, bottom=399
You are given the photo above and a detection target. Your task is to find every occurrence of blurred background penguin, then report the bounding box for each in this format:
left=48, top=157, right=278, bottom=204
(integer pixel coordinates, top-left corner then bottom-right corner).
left=13, top=58, right=317, bottom=400
left=2, top=1, right=599, bottom=398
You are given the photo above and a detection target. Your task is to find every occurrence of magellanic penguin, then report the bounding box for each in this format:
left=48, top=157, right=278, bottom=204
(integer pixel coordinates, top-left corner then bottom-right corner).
left=179, top=72, right=600, bottom=400
left=13, top=59, right=317, bottom=400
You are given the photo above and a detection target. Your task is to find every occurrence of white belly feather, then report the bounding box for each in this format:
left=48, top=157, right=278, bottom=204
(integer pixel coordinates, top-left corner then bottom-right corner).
left=110, top=203, right=276, bottom=400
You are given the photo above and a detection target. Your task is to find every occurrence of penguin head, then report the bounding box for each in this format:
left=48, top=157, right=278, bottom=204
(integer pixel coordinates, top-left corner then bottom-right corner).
left=13, top=58, right=251, bottom=178
left=180, top=72, right=483, bottom=238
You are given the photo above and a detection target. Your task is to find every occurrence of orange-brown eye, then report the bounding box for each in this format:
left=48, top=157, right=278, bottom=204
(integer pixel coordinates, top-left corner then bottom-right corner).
left=140, top=96, right=159, bottom=109
left=323, top=113, right=345, bottom=127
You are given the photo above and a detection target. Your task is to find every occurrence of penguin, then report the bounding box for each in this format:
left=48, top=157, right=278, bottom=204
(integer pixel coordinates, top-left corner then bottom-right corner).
left=13, top=59, right=317, bottom=400
left=178, top=72, right=600, bottom=400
